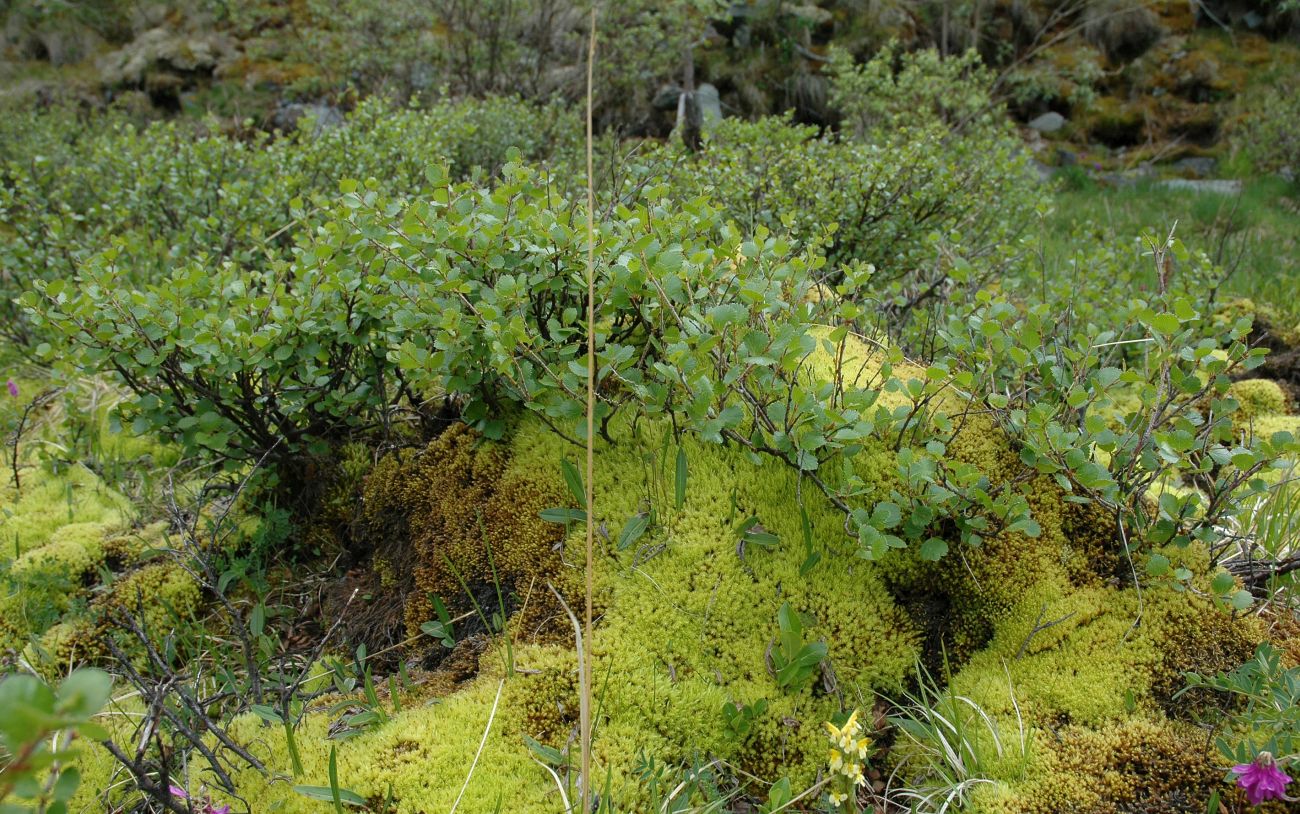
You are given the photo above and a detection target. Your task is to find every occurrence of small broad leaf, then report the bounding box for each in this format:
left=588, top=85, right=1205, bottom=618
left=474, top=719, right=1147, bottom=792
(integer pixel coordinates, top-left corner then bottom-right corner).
left=0, top=675, right=58, bottom=743
left=616, top=513, right=651, bottom=550
left=871, top=501, right=901, bottom=530
left=919, top=537, right=948, bottom=561
left=1146, top=554, right=1171, bottom=577
left=561, top=459, right=585, bottom=509
left=1210, top=570, right=1234, bottom=595
left=55, top=668, right=112, bottom=721
left=539, top=507, right=586, bottom=524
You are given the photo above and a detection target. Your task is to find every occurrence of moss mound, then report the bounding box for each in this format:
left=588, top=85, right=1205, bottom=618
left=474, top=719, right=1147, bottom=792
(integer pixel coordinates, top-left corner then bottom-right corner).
left=196, top=334, right=1284, bottom=811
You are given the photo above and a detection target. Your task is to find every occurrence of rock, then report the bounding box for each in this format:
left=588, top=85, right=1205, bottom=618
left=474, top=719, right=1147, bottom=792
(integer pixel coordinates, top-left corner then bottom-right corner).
left=1028, top=111, right=1067, bottom=133
left=1030, top=159, right=1055, bottom=183
left=652, top=84, right=682, bottom=111
left=782, top=3, right=833, bottom=26
left=109, top=89, right=156, bottom=118
left=97, top=26, right=239, bottom=88
left=272, top=102, right=344, bottom=135
left=143, top=71, right=184, bottom=96
left=695, top=83, right=722, bottom=128
left=1085, top=1, right=1165, bottom=64
left=0, top=78, right=59, bottom=108
left=35, top=26, right=106, bottom=67
left=1158, top=178, right=1243, bottom=195
left=2, top=15, right=104, bottom=66
left=1056, top=148, right=1079, bottom=166
left=1098, top=172, right=1138, bottom=188
left=1173, top=156, right=1217, bottom=178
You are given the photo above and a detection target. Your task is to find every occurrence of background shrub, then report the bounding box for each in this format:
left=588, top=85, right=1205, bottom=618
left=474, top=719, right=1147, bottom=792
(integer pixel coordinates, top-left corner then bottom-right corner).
left=0, top=96, right=578, bottom=346
left=1232, top=87, right=1300, bottom=179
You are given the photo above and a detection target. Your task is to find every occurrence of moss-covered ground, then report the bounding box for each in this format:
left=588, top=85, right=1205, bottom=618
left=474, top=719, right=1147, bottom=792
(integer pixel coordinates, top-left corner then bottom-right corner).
left=23, top=336, right=1295, bottom=813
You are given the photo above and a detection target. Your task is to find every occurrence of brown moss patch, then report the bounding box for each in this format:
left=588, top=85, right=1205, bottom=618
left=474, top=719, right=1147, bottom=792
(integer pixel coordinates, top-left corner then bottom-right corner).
left=1149, top=599, right=1261, bottom=720
left=360, top=424, right=579, bottom=663
left=988, top=718, right=1223, bottom=814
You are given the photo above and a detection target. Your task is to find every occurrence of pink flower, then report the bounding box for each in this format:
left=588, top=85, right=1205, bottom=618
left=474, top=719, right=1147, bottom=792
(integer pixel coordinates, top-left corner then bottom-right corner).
left=5, top=380, right=16, bottom=398
left=167, top=784, right=230, bottom=814
left=1233, top=752, right=1292, bottom=806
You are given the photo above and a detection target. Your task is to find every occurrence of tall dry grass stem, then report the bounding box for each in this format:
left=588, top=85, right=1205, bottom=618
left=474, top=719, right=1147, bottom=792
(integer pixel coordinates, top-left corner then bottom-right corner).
left=582, top=8, right=598, bottom=812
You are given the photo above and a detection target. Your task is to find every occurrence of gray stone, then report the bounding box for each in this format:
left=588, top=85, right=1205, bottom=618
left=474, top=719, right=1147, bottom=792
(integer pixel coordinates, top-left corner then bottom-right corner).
left=272, top=102, right=344, bottom=135
left=1028, top=111, right=1067, bottom=133
left=97, top=26, right=238, bottom=87
left=1056, top=148, right=1079, bottom=166
left=695, top=83, right=722, bottom=128
left=652, top=84, right=682, bottom=111
left=1173, top=156, right=1217, bottom=178
left=1158, top=178, right=1243, bottom=195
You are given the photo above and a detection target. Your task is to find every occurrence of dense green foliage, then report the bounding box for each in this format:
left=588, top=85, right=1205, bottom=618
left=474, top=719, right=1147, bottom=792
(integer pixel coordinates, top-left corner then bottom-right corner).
left=3, top=5, right=1300, bottom=812
left=0, top=96, right=577, bottom=345
left=1234, top=86, right=1300, bottom=178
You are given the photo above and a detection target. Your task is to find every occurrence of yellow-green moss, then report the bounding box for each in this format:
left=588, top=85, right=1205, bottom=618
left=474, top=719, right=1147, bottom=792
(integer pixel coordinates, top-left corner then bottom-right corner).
left=1229, top=378, right=1288, bottom=421
left=174, top=330, right=1286, bottom=812
left=0, top=463, right=131, bottom=557
left=1213, top=297, right=1300, bottom=348
left=506, top=411, right=921, bottom=793
left=1253, top=413, right=1300, bottom=440
left=68, top=694, right=149, bottom=812
left=221, top=648, right=558, bottom=813
left=0, top=460, right=148, bottom=652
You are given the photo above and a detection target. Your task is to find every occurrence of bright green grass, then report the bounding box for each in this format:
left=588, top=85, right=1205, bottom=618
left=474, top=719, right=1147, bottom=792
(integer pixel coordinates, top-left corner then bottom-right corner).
left=1042, top=173, right=1300, bottom=321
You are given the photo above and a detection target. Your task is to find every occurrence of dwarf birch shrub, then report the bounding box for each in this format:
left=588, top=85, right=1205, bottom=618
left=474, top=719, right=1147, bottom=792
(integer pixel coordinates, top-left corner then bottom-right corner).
left=28, top=160, right=1300, bottom=567
left=938, top=231, right=1298, bottom=572
left=1232, top=86, right=1300, bottom=180
left=640, top=45, right=1040, bottom=344
left=0, top=96, right=577, bottom=345
left=27, top=247, right=407, bottom=466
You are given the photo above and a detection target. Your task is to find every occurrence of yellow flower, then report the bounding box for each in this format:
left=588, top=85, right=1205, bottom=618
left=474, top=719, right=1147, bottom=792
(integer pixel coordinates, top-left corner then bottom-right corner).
left=828, top=749, right=844, bottom=772
left=845, top=762, right=866, bottom=786
left=829, top=790, right=848, bottom=808
left=824, top=709, right=862, bottom=744
left=853, top=737, right=871, bottom=760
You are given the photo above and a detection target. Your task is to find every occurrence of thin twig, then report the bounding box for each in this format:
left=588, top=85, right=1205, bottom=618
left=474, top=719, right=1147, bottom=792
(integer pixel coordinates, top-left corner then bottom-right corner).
left=1013, top=603, right=1077, bottom=660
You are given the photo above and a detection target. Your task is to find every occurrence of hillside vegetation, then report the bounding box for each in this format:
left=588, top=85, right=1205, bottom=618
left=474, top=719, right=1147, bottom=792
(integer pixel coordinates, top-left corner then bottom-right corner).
left=1, top=2, right=1300, bottom=813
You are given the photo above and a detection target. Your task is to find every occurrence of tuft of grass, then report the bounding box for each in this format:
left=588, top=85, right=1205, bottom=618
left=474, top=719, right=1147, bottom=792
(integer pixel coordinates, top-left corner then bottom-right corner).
left=1231, top=466, right=1300, bottom=607
left=881, top=661, right=1031, bottom=813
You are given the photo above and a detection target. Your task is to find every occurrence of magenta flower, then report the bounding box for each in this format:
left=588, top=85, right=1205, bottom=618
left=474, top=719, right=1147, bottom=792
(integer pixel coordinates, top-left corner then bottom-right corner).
left=5, top=380, right=16, bottom=398
left=167, top=785, right=231, bottom=814
left=1232, top=752, right=1292, bottom=806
